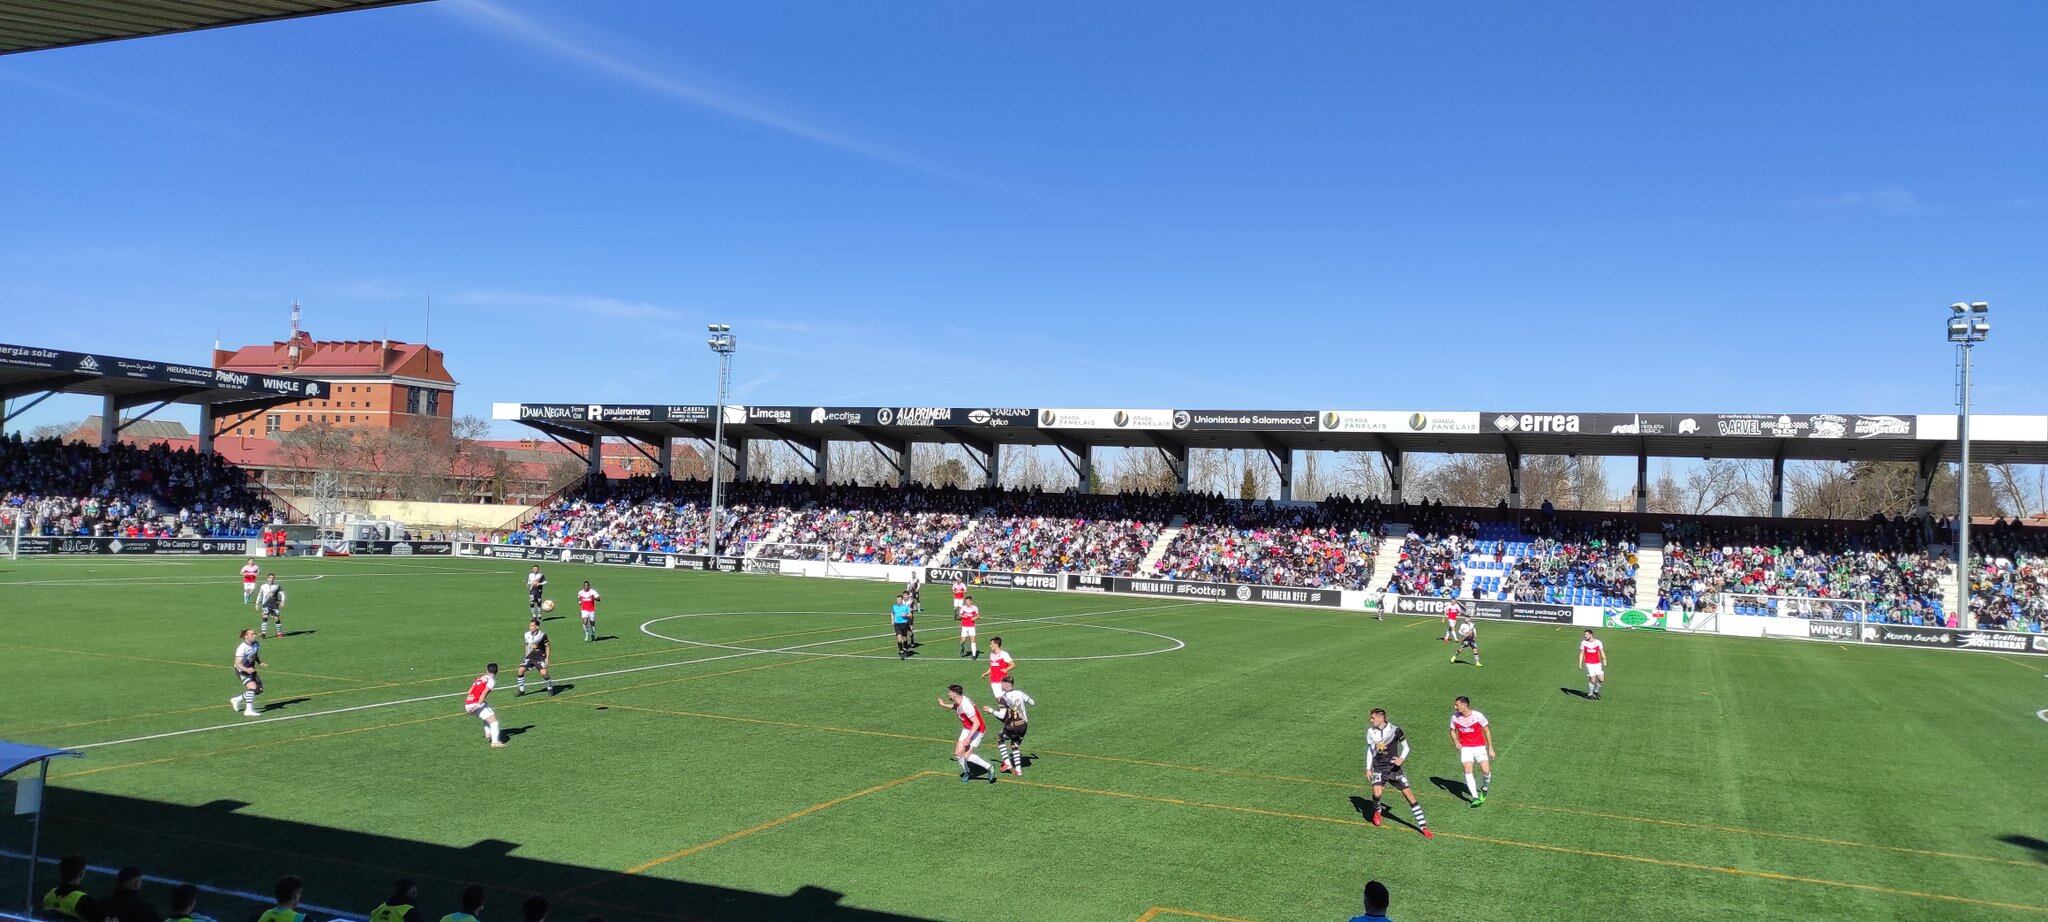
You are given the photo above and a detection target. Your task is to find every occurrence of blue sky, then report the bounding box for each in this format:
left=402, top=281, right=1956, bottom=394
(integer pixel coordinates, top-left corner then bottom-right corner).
left=2, top=0, right=2044, bottom=439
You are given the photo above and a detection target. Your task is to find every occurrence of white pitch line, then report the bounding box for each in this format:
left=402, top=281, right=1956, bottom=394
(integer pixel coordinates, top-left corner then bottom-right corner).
left=69, top=601, right=1200, bottom=751
left=640, top=607, right=1190, bottom=661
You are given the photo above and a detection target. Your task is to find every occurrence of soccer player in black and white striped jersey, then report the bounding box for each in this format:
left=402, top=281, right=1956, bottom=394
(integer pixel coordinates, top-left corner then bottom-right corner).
left=983, top=679, right=1034, bottom=776
left=1365, top=708, right=1432, bottom=838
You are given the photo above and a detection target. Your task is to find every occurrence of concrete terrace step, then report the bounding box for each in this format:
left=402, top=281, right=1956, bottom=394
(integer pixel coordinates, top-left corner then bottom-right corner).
left=1137, top=516, right=1187, bottom=576
left=1366, top=531, right=1409, bottom=594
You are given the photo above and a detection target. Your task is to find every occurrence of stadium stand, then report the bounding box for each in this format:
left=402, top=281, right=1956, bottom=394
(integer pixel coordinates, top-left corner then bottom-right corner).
left=939, top=491, right=1193, bottom=576
left=503, top=478, right=781, bottom=555
left=1150, top=495, right=1386, bottom=589
left=1471, top=515, right=1639, bottom=607
left=0, top=435, right=274, bottom=538
left=1656, top=515, right=1952, bottom=624
left=760, top=485, right=974, bottom=565
left=1967, top=518, right=2048, bottom=632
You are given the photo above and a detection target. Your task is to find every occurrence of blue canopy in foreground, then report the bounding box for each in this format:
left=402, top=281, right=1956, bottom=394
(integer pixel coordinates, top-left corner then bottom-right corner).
left=0, top=741, right=79, bottom=777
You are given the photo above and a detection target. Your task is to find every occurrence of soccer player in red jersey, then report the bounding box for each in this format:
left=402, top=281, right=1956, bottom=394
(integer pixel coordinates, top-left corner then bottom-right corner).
left=982, top=636, right=1013, bottom=699
left=241, top=559, right=261, bottom=605
left=1579, top=630, right=1607, bottom=699
left=576, top=581, right=601, bottom=642
left=937, top=684, right=996, bottom=783
left=957, top=596, right=980, bottom=659
left=1442, top=599, right=1463, bottom=643
left=951, top=579, right=967, bottom=614
left=1449, top=696, right=1494, bottom=806
left=465, top=664, right=506, bottom=749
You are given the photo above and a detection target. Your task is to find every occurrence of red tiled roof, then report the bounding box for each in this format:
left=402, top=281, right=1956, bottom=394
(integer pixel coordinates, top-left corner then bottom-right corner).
left=214, top=334, right=456, bottom=383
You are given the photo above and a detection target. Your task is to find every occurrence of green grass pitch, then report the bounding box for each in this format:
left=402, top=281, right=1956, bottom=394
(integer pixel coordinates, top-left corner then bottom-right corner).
left=1, top=554, right=2044, bottom=921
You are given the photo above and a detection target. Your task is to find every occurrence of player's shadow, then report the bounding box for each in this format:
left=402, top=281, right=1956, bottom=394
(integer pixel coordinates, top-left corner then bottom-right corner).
left=23, top=789, right=943, bottom=921
left=539, top=615, right=566, bottom=622
left=1559, top=687, right=1591, bottom=699
left=1999, top=834, right=2048, bottom=864
left=592, top=635, right=618, bottom=643
left=1346, top=796, right=1422, bottom=833
left=259, top=697, right=311, bottom=713
left=278, top=630, right=317, bottom=638
left=500, top=724, right=538, bottom=740
left=1428, top=776, right=1475, bottom=802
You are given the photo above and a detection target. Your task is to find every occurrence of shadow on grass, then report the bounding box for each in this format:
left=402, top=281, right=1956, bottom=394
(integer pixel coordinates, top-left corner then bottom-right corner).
left=1559, top=687, right=1591, bottom=699
left=1346, top=795, right=1422, bottom=833
left=1999, top=834, right=2048, bottom=864
left=7, top=788, right=941, bottom=921
left=1428, top=776, right=1474, bottom=802
left=259, top=697, right=312, bottom=713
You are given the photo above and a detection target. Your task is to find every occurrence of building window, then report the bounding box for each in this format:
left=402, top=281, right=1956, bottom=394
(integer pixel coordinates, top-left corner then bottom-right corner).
left=265, top=415, right=280, bottom=435
left=349, top=415, right=356, bottom=423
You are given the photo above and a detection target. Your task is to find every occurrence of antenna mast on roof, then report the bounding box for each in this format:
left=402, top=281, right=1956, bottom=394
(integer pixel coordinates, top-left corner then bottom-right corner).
left=286, top=300, right=304, bottom=369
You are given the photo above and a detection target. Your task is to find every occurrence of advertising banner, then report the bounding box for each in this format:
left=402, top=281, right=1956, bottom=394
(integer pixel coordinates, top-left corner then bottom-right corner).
left=1391, top=595, right=1571, bottom=622
left=744, top=559, right=784, bottom=574
left=925, top=567, right=1062, bottom=591
left=1804, top=619, right=1863, bottom=642
left=7, top=536, right=247, bottom=555
left=1603, top=608, right=1668, bottom=631
left=1037, top=408, right=1176, bottom=430
left=1318, top=411, right=1480, bottom=434
left=349, top=540, right=454, bottom=556
left=1483, top=411, right=1916, bottom=440
left=1061, top=574, right=1342, bottom=607
left=0, top=342, right=325, bottom=399
left=1862, top=623, right=2048, bottom=655
left=1171, top=410, right=1320, bottom=431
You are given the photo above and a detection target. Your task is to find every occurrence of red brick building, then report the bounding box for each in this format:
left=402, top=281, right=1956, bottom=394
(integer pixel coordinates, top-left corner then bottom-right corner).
left=212, top=331, right=456, bottom=439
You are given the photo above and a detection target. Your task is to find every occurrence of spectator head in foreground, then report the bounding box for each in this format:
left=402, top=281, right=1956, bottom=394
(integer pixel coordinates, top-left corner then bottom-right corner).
left=1348, top=879, right=1391, bottom=921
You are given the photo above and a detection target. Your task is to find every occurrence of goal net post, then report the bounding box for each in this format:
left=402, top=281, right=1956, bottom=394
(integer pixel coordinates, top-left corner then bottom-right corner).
left=1717, top=593, right=1869, bottom=621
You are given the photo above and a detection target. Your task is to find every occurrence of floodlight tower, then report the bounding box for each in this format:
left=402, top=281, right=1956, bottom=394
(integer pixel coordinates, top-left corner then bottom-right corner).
left=1947, top=301, right=1989, bottom=627
left=706, top=324, right=737, bottom=558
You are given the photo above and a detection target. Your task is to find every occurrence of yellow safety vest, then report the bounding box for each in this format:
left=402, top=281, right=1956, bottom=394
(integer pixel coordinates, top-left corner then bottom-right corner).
left=371, top=904, right=415, bottom=922
left=41, top=886, right=88, bottom=920
left=258, top=908, right=306, bottom=922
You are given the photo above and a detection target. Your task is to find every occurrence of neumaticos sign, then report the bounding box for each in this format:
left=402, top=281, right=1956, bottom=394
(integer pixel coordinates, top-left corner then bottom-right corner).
left=0, top=342, right=322, bottom=399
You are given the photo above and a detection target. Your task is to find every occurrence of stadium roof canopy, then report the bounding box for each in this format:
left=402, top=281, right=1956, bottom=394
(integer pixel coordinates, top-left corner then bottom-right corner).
left=496, top=402, right=2048, bottom=511
left=2, top=341, right=327, bottom=450
left=0, top=0, right=426, bottom=55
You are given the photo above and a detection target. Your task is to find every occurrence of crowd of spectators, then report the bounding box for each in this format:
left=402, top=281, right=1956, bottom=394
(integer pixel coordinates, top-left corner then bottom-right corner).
left=940, top=491, right=1194, bottom=575
left=1152, top=495, right=1387, bottom=589
left=1384, top=504, right=1477, bottom=597
left=0, top=436, right=273, bottom=538
left=503, top=478, right=781, bottom=555
left=1495, top=515, right=1638, bottom=607
left=762, top=485, right=977, bottom=565
left=1656, top=515, right=1951, bottom=623
left=1965, top=518, right=2048, bottom=632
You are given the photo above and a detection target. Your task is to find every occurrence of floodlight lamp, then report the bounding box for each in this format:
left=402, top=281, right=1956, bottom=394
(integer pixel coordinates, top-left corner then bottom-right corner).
left=1951, top=302, right=1970, bottom=314
left=1970, top=302, right=1989, bottom=314
left=1973, top=319, right=1990, bottom=335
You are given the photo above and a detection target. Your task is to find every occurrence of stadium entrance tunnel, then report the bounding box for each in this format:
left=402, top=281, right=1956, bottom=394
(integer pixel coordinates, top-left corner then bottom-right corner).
left=638, top=610, right=1186, bottom=662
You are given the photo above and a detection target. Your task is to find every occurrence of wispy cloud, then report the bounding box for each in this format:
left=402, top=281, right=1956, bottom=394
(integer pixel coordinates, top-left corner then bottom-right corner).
left=0, top=71, right=263, bottom=145
left=445, top=0, right=1058, bottom=207
left=450, top=289, right=685, bottom=320
left=1789, top=187, right=1924, bottom=214
left=733, top=372, right=779, bottom=398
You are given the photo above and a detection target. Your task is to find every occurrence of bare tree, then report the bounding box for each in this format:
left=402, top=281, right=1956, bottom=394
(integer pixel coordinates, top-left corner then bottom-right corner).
left=1651, top=458, right=1760, bottom=516
left=25, top=420, right=80, bottom=442
left=1335, top=450, right=1389, bottom=500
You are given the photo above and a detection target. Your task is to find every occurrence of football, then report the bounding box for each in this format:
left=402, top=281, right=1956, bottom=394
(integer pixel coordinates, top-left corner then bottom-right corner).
left=540, top=599, right=556, bottom=612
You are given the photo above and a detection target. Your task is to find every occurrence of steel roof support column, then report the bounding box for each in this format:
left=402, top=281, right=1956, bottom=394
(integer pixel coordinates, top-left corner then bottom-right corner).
left=1044, top=431, right=1093, bottom=494
left=1912, top=443, right=1944, bottom=521
left=1770, top=447, right=1787, bottom=518
left=1257, top=435, right=1293, bottom=502
left=98, top=395, right=117, bottom=452
left=1376, top=440, right=1404, bottom=505
left=729, top=435, right=751, bottom=483
left=198, top=404, right=216, bottom=456
left=1503, top=437, right=1523, bottom=509
left=1635, top=445, right=1649, bottom=514
left=943, top=430, right=1001, bottom=491
left=657, top=438, right=674, bottom=484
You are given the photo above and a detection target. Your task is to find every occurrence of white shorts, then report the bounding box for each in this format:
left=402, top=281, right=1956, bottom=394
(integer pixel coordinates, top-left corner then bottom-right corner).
left=957, top=729, right=984, bottom=749
left=960, top=626, right=977, bottom=638
left=581, top=610, right=596, bottom=621
left=1458, top=744, right=1490, bottom=764
left=468, top=704, right=496, bottom=722
left=1585, top=664, right=1605, bottom=679
left=953, top=597, right=964, bottom=609
left=990, top=682, right=1006, bottom=700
